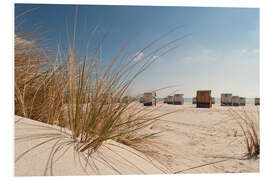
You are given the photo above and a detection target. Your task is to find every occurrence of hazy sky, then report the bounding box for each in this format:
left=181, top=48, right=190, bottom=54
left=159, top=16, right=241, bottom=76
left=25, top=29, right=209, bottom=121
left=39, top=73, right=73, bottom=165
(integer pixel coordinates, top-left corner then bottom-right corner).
left=15, top=4, right=259, bottom=98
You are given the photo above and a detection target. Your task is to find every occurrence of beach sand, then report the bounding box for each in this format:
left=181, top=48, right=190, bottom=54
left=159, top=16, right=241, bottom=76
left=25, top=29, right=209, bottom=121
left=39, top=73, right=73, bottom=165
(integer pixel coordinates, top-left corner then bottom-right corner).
left=14, top=102, right=259, bottom=176
left=145, top=102, right=259, bottom=173
left=14, top=115, right=168, bottom=176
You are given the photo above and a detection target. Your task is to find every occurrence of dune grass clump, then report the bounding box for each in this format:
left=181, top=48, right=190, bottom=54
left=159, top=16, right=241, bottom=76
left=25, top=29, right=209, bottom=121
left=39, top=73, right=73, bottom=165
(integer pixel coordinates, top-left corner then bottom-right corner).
left=15, top=8, right=189, bottom=172
left=15, top=32, right=68, bottom=126
left=227, top=107, right=260, bottom=159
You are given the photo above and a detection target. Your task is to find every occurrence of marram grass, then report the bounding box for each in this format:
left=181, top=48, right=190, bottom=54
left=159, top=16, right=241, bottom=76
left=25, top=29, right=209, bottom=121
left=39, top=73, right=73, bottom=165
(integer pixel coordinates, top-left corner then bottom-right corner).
left=227, top=107, right=260, bottom=159
left=15, top=8, right=190, bottom=174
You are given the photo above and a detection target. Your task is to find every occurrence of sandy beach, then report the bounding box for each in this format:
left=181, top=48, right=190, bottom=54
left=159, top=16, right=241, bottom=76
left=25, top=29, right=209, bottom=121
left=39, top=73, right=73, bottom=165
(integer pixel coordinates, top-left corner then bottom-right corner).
left=12, top=3, right=261, bottom=178
left=15, top=102, right=259, bottom=176
left=143, top=102, right=259, bottom=173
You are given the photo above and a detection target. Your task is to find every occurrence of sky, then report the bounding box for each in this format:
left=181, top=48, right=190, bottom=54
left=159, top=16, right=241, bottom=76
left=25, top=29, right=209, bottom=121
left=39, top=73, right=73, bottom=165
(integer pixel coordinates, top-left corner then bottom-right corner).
left=15, top=4, right=259, bottom=98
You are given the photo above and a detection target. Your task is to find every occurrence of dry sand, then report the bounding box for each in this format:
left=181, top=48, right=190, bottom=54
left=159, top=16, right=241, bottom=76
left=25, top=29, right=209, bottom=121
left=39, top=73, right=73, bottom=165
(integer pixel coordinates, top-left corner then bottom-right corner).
left=15, top=116, right=169, bottom=176
left=14, top=102, right=259, bottom=176
left=145, top=102, right=259, bottom=174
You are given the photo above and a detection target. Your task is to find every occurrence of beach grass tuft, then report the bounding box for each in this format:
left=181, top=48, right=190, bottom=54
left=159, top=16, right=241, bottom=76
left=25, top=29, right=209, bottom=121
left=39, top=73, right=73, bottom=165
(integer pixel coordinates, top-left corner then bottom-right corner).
left=15, top=8, right=189, bottom=173
left=227, top=107, right=260, bottom=159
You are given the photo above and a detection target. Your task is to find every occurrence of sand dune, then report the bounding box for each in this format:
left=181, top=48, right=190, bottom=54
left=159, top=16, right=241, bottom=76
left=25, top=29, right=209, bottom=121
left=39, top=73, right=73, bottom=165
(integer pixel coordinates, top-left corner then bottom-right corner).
left=15, top=116, right=169, bottom=176
left=14, top=102, right=259, bottom=176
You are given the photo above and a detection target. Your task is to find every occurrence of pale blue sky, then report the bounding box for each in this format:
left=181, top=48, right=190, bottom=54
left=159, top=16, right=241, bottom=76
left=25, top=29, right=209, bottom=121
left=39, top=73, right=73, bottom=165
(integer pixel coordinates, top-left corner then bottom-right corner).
left=15, top=4, right=259, bottom=98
